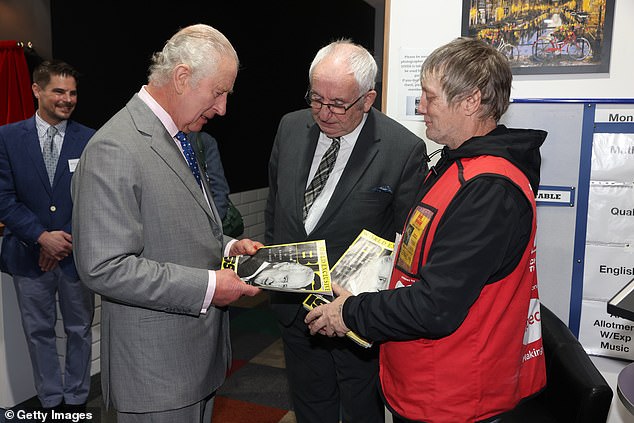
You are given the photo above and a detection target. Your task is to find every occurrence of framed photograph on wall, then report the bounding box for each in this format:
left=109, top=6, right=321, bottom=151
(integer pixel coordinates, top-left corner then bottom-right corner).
left=461, top=0, right=615, bottom=75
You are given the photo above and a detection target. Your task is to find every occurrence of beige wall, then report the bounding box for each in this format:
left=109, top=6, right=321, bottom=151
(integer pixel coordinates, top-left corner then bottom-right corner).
left=384, top=0, right=634, bottom=151
left=0, top=0, right=52, bottom=60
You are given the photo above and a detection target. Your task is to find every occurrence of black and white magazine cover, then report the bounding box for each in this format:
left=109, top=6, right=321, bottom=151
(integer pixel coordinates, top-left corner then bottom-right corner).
left=222, top=240, right=332, bottom=295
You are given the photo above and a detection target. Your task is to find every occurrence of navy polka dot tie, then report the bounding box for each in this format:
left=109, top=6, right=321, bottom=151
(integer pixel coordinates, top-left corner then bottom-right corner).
left=175, top=131, right=202, bottom=189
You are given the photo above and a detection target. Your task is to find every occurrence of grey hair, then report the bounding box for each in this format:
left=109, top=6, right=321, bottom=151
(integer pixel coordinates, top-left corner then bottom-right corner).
left=309, top=39, right=377, bottom=95
left=421, top=37, right=512, bottom=121
left=148, top=24, right=239, bottom=87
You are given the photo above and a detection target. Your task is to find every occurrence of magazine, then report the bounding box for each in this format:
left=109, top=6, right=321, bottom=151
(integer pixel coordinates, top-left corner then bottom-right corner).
left=303, top=293, right=373, bottom=349
left=303, top=230, right=395, bottom=348
left=222, top=240, right=332, bottom=295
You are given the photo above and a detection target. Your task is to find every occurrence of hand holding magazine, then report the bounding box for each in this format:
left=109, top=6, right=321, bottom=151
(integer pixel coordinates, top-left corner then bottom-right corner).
left=303, top=230, right=396, bottom=348
left=222, top=240, right=332, bottom=295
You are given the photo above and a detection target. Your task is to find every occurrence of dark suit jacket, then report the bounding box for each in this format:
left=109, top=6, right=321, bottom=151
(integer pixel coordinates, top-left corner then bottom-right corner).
left=265, top=108, right=428, bottom=325
left=0, top=116, right=95, bottom=279
left=189, top=131, right=230, bottom=219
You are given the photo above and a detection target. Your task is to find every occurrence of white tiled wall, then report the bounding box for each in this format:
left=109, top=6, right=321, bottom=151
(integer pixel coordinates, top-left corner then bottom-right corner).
left=230, top=187, right=269, bottom=243
left=56, top=187, right=270, bottom=374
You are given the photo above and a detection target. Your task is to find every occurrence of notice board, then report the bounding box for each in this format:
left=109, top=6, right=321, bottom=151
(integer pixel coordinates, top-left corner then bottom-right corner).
left=501, top=99, right=634, bottom=360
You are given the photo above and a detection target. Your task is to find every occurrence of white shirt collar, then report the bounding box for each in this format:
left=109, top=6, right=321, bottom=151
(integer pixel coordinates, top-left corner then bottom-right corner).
left=320, top=112, right=368, bottom=146
left=138, top=86, right=179, bottom=138
left=35, top=111, right=68, bottom=138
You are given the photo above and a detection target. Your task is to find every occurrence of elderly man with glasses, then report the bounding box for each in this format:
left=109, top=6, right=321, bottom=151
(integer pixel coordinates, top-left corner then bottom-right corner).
left=265, top=39, right=428, bottom=423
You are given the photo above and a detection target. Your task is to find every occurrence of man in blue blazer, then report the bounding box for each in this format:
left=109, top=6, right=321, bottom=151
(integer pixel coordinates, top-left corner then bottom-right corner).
left=0, top=60, right=95, bottom=409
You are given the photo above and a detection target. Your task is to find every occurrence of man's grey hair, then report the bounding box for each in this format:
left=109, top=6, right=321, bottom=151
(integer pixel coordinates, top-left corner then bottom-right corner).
left=309, top=39, right=377, bottom=95
left=148, top=24, right=239, bottom=88
left=421, top=37, right=512, bottom=121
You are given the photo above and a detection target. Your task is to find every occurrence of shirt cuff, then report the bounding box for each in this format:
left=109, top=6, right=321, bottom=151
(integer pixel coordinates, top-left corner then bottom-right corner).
left=201, top=240, right=238, bottom=314
left=200, top=270, right=216, bottom=314
left=225, top=239, right=237, bottom=256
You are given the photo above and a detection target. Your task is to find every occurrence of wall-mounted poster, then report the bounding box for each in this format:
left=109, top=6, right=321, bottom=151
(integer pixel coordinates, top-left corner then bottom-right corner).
left=461, top=0, right=614, bottom=75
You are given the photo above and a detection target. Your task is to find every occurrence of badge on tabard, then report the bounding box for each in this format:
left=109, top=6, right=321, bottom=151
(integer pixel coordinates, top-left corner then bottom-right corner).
left=397, top=205, right=434, bottom=274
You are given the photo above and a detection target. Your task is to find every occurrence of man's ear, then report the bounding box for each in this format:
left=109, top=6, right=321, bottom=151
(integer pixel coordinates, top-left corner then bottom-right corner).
left=32, top=83, right=41, bottom=100
left=463, top=89, right=481, bottom=117
left=362, top=90, right=377, bottom=112
left=173, top=64, right=191, bottom=95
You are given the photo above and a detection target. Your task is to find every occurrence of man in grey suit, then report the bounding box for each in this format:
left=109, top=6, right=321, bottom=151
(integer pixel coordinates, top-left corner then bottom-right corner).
left=72, top=24, right=261, bottom=423
left=265, top=40, right=428, bottom=423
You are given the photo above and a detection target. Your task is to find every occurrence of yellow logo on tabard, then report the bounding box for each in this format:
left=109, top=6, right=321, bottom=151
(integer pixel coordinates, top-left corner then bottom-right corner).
left=397, top=205, right=434, bottom=273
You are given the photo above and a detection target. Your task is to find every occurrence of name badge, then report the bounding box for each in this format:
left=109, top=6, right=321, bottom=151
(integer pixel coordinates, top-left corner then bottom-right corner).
left=68, top=158, right=79, bottom=172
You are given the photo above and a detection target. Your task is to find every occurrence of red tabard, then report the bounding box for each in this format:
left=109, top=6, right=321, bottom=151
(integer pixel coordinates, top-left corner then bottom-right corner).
left=380, top=155, right=546, bottom=423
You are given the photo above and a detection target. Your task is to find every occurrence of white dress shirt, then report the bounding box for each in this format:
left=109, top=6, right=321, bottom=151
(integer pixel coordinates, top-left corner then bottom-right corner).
left=304, top=113, right=368, bottom=234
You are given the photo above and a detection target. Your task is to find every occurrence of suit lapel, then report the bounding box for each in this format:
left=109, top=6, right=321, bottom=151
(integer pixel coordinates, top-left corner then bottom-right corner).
left=312, top=110, right=380, bottom=233
left=153, top=131, right=224, bottom=240
left=23, top=118, right=53, bottom=193
left=26, top=118, right=84, bottom=192
left=295, top=122, right=321, bottom=224
left=53, top=121, right=81, bottom=189
left=151, top=126, right=215, bottom=217
left=126, top=96, right=222, bottom=234
left=199, top=171, right=225, bottom=241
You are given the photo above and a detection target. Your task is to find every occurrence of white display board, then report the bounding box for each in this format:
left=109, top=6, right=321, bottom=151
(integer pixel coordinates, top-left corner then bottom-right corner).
left=380, top=0, right=634, bottom=360
left=578, top=109, right=634, bottom=360
left=490, top=101, right=634, bottom=360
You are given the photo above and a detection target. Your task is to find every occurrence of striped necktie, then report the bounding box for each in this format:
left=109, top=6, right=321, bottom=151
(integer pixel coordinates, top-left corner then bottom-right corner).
left=303, top=137, right=340, bottom=221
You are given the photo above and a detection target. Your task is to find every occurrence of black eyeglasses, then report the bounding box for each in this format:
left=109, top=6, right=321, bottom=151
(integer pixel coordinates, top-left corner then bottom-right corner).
left=305, top=91, right=366, bottom=115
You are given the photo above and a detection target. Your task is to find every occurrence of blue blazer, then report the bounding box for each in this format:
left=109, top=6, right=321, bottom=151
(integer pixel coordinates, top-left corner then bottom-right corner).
left=0, top=115, right=95, bottom=279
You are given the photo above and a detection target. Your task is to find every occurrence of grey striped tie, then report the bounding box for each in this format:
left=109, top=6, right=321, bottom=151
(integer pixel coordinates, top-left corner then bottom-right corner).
left=42, top=125, right=59, bottom=186
left=303, top=137, right=340, bottom=221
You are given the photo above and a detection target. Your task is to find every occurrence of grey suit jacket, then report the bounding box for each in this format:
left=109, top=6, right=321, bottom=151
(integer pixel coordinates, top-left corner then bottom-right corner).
left=265, top=108, right=428, bottom=325
left=72, top=94, right=230, bottom=413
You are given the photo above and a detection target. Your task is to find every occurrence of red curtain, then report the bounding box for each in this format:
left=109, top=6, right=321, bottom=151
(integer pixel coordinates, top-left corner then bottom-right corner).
left=0, top=40, right=35, bottom=125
